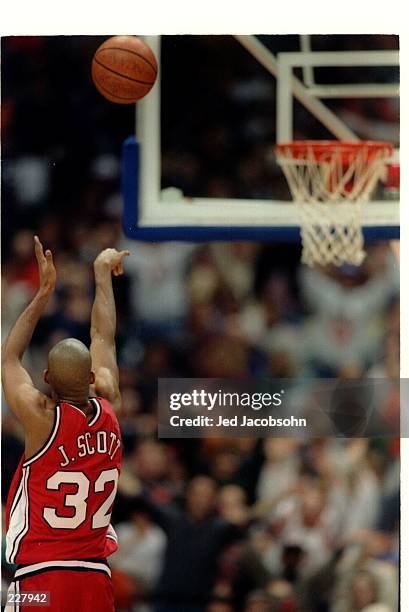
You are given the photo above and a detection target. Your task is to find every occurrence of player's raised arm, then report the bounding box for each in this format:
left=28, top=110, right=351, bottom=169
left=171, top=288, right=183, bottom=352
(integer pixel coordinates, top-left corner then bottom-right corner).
left=90, top=248, right=130, bottom=413
left=1, top=236, right=56, bottom=425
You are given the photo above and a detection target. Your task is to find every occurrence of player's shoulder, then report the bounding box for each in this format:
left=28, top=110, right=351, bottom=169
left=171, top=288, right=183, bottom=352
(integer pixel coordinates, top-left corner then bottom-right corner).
left=22, top=397, right=61, bottom=463
left=92, top=396, right=119, bottom=422
left=92, top=395, right=114, bottom=409
left=25, top=392, right=58, bottom=426
left=44, top=395, right=58, bottom=411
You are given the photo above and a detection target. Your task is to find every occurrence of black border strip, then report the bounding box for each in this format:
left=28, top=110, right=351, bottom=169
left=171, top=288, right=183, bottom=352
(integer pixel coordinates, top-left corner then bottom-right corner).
left=15, top=561, right=110, bottom=580
left=88, top=398, right=102, bottom=427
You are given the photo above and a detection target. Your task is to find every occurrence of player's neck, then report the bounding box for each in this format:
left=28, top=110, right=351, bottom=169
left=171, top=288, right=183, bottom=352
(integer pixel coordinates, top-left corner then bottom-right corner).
left=57, top=395, right=91, bottom=412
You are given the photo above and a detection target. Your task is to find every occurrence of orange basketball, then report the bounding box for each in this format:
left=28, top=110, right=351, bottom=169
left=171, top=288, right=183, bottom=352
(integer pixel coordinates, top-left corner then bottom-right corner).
left=92, top=36, right=158, bottom=104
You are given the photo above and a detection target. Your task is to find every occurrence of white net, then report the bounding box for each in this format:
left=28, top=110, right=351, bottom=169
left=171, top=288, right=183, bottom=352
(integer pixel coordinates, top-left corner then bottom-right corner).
left=276, top=141, right=392, bottom=267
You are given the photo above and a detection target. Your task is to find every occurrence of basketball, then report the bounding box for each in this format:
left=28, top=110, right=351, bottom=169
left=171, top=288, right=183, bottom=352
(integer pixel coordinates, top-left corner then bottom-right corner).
left=92, top=36, right=158, bottom=104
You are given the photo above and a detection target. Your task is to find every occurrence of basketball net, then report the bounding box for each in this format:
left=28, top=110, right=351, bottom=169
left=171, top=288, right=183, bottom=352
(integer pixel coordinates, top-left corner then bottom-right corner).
left=275, top=141, right=393, bottom=267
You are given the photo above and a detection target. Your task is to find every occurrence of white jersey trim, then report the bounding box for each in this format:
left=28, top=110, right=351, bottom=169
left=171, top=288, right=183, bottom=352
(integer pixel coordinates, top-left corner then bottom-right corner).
left=6, top=466, right=31, bottom=564
left=23, top=406, right=61, bottom=467
left=107, top=523, right=118, bottom=542
left=14, top=559, right=111, bottom=579
left=9, top=475, right=25, bottom=518
left=66, top=402, right=87, bottom=417
left=88, top=398, right=102, bottom=427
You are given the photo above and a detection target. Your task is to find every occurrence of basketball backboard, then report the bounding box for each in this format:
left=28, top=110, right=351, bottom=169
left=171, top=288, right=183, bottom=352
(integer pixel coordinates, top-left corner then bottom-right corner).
left=122, top=35, right=399, bottom=243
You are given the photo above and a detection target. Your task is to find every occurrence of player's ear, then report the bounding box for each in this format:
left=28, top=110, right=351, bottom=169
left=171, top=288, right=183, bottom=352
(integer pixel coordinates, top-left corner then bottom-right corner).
left=43, top=369, right=50, bottom=384
left=90, top=371, right=96, bottom=385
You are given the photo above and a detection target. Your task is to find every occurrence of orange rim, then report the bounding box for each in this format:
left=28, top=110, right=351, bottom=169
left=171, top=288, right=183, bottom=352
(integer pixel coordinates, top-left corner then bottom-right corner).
left=276, top=140, right=393, bottom=163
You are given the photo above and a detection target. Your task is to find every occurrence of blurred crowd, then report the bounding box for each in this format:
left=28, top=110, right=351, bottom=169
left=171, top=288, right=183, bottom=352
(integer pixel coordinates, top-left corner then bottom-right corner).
left=2, top=35, right=400, bottom=611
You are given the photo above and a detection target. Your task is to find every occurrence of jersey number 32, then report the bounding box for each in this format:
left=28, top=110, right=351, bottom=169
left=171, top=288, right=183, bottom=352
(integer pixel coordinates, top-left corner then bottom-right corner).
left=43, top=468, right=119, bottom=530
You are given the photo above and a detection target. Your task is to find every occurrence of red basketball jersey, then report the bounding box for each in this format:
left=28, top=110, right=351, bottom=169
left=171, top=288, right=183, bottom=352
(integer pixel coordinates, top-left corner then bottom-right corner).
left=6, top=397, right=122, bottom=564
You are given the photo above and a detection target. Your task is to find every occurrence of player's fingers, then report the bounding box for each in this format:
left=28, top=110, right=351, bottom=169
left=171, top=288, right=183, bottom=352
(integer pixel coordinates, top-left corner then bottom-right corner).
left=34, top=235, right=45, bottom=260
left=45, top=249, right=53, bottom=261
left=116, top=251, right=129, bottom=274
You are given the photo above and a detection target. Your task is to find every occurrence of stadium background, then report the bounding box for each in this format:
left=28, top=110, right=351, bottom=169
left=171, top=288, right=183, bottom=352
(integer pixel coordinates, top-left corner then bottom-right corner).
left=1, top=35, right=399, bottom=611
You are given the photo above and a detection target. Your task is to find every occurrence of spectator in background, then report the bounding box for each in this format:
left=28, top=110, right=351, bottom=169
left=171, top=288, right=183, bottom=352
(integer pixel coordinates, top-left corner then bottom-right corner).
left=110, top=506, right=166, bottom=608
left=255, top=439, right=300, bottom=508
left=268, top=478, right=336, bottom=579
left=118, top=242, right=197, bottom=344
left=2, top=274, right=32, bottom=339
left=217, top=485, right=250, bottom=527
left=243, top=590, right=276, bottom=612
left=4, top=229, right=40, bottom=296
left=237, top=271, right=299, bottom=351
left=334, top=569, right=395, bottom=612
left=135, top=475, right=241, bottom=612
left=298, top=246, right=399, bottom=375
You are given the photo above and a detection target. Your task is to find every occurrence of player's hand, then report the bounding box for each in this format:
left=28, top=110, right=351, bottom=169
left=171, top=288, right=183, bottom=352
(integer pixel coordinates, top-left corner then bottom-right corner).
left=34, top=235, right=56, bottom=296
left=390, top=240, right=400, bottom=263
left=94, top=248, right=130, bottom=277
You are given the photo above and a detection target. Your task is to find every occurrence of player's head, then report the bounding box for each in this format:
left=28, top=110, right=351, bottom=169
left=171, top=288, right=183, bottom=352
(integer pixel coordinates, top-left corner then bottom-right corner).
left=44, top=338, right=94, bottom=401
left=185, top=475, right=217, bottom=520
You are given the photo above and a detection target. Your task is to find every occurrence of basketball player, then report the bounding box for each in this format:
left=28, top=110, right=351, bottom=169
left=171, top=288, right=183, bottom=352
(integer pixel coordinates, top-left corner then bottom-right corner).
left=2, top=236, right=129, bottom=611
